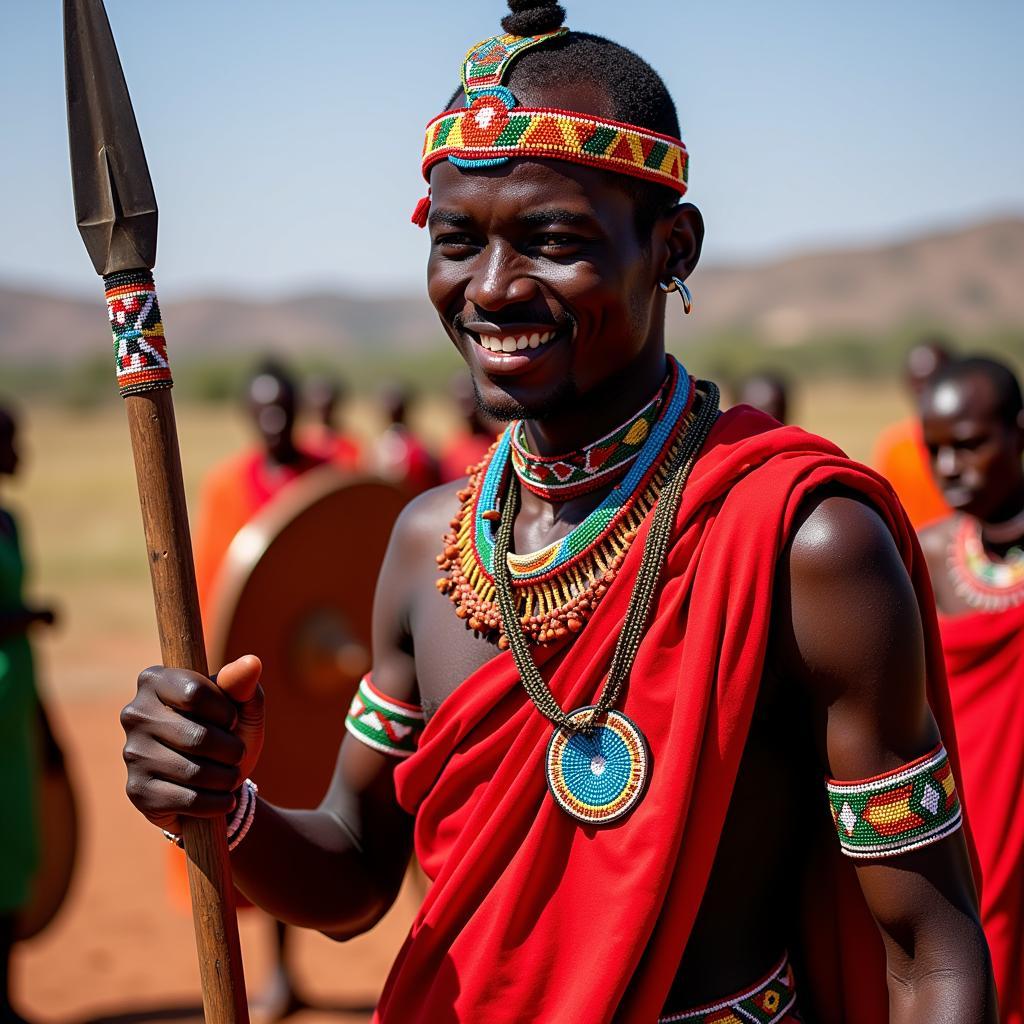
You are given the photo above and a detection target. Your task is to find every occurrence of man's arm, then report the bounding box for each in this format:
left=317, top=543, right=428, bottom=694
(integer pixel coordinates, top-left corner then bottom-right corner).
left=120, top=495, right=431, bottom=940
left=777, top=490, right=997, bottom=1024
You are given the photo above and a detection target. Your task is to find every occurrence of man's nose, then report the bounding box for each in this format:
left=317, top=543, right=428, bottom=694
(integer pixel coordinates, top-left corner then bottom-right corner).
left=464, top=244, right=539, bottom=312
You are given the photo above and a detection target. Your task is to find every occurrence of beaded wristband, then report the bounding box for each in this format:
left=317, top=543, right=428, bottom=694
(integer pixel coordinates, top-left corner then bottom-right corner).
left=103, top=269, right=173, bottom=396
left=344, top=677, right=425, bottom=759
left=827, top=745, right=962, bottom=859
left=161, top=778, right=258, bottom=853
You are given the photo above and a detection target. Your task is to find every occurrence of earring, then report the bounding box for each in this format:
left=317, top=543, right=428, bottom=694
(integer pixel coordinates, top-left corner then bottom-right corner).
left=658, top=275, right=693, bottom=315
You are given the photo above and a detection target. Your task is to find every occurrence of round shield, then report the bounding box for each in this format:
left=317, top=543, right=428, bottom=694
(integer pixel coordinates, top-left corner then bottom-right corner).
left=15, top=752, right=79, bottom=941
left=208, top=467, right=407, bottom=809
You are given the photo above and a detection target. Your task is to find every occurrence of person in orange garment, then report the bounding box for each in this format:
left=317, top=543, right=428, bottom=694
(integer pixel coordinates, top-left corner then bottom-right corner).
left=919, top=355, right=1024, bottom=1024
left=192, top=360, right=329, bottom=617
left=302, top=374, right=362, bottom=472
left=439, top=372, right=500, bottom=482
left=371, top=383, right=440, bottom=496
left=185, top=359, right=328, bottom=1019
left=873, top=337, right=953, bottom=528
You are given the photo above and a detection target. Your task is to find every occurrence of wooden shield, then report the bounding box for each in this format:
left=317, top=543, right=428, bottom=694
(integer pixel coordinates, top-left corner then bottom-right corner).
left=15, top=747, right=79, bottom=941
left=208, top=467, right=406, bottom=808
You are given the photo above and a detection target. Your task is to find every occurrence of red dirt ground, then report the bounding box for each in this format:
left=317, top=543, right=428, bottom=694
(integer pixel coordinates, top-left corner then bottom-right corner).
left=14, top=692, right=419, bottom=1024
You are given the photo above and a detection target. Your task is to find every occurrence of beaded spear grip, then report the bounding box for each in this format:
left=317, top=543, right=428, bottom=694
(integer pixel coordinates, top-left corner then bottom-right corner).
left=104, top=269, right=173, bottom=396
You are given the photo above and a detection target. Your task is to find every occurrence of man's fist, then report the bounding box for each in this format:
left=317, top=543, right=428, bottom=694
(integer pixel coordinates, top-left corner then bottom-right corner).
left=120, top=655, right=265, bottom=833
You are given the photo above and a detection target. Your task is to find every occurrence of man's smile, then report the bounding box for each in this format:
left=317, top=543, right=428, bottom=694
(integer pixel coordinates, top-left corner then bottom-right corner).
left=459, top=319, right=574, bottom=375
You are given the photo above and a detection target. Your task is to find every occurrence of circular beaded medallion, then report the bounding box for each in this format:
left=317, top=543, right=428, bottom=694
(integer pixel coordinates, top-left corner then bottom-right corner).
left=545, top=708, right=650, bottom=825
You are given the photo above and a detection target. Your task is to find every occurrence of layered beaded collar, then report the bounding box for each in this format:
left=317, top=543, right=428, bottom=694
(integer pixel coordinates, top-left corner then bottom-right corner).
left=947, top=514, right=1024, bottom=612
left=509, top=376, right=669, bottom=501
left=437, top=358, right=696, bottom=645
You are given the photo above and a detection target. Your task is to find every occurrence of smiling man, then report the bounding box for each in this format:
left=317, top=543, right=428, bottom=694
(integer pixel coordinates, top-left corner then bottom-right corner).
left=919, top=355, right=1024, bottom=1024
left=117, top=3, right=994, bottom=1021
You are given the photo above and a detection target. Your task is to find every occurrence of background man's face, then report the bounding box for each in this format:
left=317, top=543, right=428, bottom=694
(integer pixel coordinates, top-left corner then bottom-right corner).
left=921, top=375, right=1024, bottom=520
left=425, top=157, right=660, bottom=422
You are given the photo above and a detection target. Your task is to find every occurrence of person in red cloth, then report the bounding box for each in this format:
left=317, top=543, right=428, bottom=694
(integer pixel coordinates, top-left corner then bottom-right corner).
left=187, top=359, right=328, bottom=1018
left=439, top=372, right=500, bottom=482
left=117, top=4, right=994, bottom=1021
left=873, top=337, right=954, bottom=529
left=302, top=374, right=362, bottom=472
left=919, top=355, right=1024, bottom=1024
left=371, top=383, right=440, bottom=496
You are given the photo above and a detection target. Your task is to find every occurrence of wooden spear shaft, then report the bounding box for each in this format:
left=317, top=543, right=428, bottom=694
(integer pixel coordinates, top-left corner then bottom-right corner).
left=64, top=1, right=250, bottom=1020
left=124, top=390, right=249, bottom=1024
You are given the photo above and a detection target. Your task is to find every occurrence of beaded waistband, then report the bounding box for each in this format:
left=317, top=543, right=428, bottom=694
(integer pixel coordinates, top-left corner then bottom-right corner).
left=658, top=954, right=797, bottom=1023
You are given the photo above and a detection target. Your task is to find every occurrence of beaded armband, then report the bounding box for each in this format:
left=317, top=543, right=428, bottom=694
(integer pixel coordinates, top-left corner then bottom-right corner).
left=344, top=677, right=425, bottom=759
left=827, top=744, right=962, bottom=859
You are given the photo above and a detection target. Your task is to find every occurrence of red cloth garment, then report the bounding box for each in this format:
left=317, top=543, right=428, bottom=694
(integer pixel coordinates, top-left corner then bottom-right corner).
left=940, top=604, right=1024, bottom=1024
left=374, top=407, right=972, bottom=1024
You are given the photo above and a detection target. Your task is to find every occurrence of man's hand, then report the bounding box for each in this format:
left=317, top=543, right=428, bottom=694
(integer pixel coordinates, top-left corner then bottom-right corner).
left=120, top=655, right=265, bottom=833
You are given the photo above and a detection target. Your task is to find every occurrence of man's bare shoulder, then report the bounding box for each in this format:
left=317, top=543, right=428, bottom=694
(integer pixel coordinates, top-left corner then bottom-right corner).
left=388, top=477, right=465, bottom=564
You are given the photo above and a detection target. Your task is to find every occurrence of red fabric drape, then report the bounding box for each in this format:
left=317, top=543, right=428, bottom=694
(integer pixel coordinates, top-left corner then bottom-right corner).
left=940, top=605, right=1024, bottom=1024
left=374, top=407, right=970, bottom=1024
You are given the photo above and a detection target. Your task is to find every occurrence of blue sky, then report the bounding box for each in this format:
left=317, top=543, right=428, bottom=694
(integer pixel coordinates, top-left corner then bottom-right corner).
left=2, top=1, right=1021, bottom=299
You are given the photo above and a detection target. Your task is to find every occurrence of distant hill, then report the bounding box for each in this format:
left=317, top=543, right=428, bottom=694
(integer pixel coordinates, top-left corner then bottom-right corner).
left=2, top=216, right=1022, bottom=364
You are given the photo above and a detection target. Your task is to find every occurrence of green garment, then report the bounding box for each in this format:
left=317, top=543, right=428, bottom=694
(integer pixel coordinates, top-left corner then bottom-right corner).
left=0, top=510, right=40, bottom=913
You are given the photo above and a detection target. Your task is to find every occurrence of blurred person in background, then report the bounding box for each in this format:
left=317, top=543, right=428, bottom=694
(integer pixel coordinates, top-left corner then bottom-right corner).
left=0, top=405, right=61, bottom=1024
left=439, top=372, right=501, bottom=482
left=736, top=370, right=790, bottom=424
left=185, top=360, right=329, bottom=1018
left=192, top=359, right=329, bottom=616
left=873, top=336, right=953, bottom=528
left=302, top=374, right=362, bottom=472
left=371, top=383, right=439, bottom=496
left=919, top=355, right=1024, bottom=1024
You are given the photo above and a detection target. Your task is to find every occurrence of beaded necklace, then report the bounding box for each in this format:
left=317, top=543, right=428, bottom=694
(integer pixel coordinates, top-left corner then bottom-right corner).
left=947, top=515, right=1024, bottom=612
left=493, top=381, right=721, bottom=824
left=509, top=377, right=668, bottom=501
left=437, top=359, right=694, bottom=646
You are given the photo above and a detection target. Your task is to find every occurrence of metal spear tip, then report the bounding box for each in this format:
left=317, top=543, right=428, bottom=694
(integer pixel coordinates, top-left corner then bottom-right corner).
left=64, top=0, right=158, bottom=276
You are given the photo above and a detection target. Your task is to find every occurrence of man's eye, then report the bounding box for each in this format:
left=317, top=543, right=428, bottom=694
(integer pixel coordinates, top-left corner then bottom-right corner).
left=434, top=234, right=477, bottom=249
left=537, top=234, right=577, bottom=248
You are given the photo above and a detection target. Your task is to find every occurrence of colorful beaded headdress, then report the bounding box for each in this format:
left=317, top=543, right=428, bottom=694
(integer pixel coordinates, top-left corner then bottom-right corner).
left=413, top=27, right=689, bottom=226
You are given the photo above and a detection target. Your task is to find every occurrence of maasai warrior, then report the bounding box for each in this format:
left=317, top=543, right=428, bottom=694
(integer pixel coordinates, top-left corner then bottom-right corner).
left=119, top=4, right=995, bottom=1021
left=736, top=371, right=791, bottom=425
left=919, top=356, right=1024, bottom=1024
left=0, top=406, right=61, bottom=1024
left=302, top=374, right=363, bottom=472
left=371, top=383, right=441, bottom=496
left=191, top=360, right=329, bottom=617
left=439, top=372, right=501, bottom=482
left=873, top=337, right=953, bottom=529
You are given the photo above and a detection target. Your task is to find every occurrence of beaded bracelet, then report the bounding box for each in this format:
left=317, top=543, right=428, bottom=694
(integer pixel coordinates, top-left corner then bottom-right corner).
left=826, top=745, right=962, bottom=859
left=162, top=778, right=259, bottom=853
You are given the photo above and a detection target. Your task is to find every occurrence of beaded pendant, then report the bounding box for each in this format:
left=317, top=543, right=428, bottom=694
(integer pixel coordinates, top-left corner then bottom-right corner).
left=947, top=515, right=1024, bottom=612
left=436, top=360, right=694, bottom=647
left=545, top=707, right=650, bottom=824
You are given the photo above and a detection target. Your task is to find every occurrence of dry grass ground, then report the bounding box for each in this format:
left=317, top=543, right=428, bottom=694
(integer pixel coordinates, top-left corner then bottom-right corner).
left=8, top=380, right=909, bottom=1023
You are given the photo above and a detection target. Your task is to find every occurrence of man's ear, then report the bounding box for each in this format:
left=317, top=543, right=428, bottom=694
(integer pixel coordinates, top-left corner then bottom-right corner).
left=662, top=203, right=704, bottom=282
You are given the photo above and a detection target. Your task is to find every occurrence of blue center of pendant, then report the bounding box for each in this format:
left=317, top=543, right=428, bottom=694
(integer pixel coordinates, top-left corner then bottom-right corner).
left=559, top=726, right=632, bottom=806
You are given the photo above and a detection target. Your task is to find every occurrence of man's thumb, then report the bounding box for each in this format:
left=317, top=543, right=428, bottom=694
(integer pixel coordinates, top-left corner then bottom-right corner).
left=214, top=654, right=263, bottom=705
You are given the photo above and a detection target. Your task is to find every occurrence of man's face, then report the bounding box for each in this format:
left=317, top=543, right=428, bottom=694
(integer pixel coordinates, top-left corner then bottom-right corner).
left=426, top=156, right=661, bottom=422
left=921, top=374, right=1024, bottom=520
left=247, top=374, right=296, bottom=453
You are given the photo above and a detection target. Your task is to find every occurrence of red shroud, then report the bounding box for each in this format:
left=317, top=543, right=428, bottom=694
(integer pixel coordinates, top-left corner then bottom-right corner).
left=940, top=604, right=1024, bottom=1024
left=375, top=407, right=971, bottom=1024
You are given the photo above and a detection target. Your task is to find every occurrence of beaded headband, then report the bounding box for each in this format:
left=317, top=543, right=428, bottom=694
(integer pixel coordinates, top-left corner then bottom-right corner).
left=413, top=28, right=689, bottom=227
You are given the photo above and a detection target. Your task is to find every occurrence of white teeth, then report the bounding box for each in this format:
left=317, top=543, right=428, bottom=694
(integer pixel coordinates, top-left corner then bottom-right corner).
left=501, top=337, right=517, bottom=353
left=516, top=336, right=529, bottom=350
left=475, top=330, right=558, bottom=354
left=489, top=338, right=503, bottom=352
left=528, top=333, right=540, bottom=349
left=538, top=331, right=554, bottom=345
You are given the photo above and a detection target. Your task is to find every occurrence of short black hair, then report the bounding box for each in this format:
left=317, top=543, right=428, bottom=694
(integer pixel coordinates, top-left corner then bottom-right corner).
left=931, top=356, right=1024, bottom=427
left=445, top=1, right=683, bottom=234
